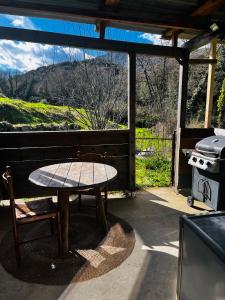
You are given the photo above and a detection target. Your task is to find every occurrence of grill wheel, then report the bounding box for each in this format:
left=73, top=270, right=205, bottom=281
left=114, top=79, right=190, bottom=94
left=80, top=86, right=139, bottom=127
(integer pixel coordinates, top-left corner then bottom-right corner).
left=187, top=196, right=194, bottom=207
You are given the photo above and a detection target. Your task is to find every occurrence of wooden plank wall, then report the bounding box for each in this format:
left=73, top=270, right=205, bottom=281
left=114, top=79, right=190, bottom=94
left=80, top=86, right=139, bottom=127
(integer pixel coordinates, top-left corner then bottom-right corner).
left=0, top=130, right=130, bottom=200
left=175, top=127, right=214, bottom=191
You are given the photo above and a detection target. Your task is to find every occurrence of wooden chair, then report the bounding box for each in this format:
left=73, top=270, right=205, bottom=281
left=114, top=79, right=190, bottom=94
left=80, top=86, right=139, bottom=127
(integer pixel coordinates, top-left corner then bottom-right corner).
left=75, top=151, right=108, bottom=220
left=2, top=166, right=61, bottom=266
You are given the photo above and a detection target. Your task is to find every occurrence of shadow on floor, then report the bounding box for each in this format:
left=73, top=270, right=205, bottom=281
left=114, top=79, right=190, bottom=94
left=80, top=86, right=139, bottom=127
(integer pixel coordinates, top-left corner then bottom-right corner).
left=0, top=205, right=135, bottom=286
left=0, top=189, right=212, bottom=300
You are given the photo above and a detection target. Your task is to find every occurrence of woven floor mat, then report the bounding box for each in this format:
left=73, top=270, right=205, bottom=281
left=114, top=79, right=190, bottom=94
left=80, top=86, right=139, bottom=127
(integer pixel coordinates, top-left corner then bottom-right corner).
left=0, top=208, right=135, bottom=285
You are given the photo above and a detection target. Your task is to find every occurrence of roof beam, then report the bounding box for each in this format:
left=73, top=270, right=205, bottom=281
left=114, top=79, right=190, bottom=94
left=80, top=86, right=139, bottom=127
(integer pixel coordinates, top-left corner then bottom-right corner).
left=189, top=58, right=217, bottom=64
left=0, top=26, right=188, bottom=58
left=0, top=1, right=211, bottom=32
left=163, top=0, right=225, bottom=39
left=181, top=25, right=224, bottom=51
left=105, top=0, right=121, bottom=7
left=192, top=0, right=225, bottom=17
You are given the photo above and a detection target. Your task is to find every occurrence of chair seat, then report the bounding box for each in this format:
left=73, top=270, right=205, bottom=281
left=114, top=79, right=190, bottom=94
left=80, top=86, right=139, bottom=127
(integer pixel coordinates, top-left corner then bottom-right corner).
left=15, top=197, right=57, bottom=220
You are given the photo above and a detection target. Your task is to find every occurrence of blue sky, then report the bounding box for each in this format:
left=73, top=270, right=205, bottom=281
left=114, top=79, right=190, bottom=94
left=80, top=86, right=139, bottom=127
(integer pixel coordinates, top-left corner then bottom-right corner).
left=0, top=13, right=160, bottom=73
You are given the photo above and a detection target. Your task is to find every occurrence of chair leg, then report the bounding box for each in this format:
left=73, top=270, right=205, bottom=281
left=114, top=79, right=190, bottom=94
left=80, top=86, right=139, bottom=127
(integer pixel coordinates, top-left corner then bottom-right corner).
left=95, top=197, right=100, bottom=226
left=57, top=213, right=62, bottom=255
left=104, top=188, right=108, bottom=216
left=78, top=193, right=82, bottom=210
left=12, top=224, right=21, bottom=267
left=14, top=242, right=21, bottom=267
left=49, top=218, right=55, bottom=235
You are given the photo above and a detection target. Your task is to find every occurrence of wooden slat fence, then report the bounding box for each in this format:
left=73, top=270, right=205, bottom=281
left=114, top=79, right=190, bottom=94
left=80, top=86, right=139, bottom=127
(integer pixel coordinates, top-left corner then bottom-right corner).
left=0, top=130, right=130, bottom=200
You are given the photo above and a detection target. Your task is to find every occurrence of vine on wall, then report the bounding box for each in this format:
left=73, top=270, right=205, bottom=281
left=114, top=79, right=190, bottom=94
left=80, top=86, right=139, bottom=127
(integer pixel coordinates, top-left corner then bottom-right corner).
left=217, top=77, right=225, bottom=128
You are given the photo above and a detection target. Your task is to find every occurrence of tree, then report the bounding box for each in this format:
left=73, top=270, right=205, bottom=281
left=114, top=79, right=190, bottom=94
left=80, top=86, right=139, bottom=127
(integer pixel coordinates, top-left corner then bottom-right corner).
left=217, top=77, right=225, bottom=128
left=136, top=55, right=179, bottom=132
left=53, top=51, right=127, bottom=130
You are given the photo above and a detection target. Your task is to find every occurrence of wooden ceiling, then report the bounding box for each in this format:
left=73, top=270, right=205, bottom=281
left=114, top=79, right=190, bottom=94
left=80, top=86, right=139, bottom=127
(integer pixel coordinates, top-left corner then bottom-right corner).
left=0, top=0, right=224, bottom=40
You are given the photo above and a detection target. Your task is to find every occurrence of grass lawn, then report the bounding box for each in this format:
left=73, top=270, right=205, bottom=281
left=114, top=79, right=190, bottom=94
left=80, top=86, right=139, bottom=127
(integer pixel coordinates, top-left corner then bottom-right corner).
left=135, top=128, right=172, bottom=188
left=136, top=156, right=171, bottom=189
left=0, top=97, right=80, bottom=125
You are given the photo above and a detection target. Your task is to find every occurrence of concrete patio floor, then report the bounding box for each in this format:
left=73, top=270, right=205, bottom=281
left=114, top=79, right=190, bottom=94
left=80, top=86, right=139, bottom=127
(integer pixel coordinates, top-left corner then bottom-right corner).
left=0, top=187, right=210, bottom=300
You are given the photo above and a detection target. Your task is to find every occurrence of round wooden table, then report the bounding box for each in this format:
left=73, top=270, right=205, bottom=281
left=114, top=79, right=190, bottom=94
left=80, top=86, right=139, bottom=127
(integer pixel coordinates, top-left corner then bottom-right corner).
left=29, top=162, right=117, bottom=253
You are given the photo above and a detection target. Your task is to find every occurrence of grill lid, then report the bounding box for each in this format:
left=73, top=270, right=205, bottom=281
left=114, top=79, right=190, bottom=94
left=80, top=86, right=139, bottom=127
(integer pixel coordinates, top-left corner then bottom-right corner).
left=196, top=135, right=225, bottom=158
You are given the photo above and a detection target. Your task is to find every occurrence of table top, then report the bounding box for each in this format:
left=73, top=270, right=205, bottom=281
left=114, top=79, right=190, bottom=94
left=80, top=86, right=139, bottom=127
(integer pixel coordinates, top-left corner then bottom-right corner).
left=29, top=162, right=117, bottom=190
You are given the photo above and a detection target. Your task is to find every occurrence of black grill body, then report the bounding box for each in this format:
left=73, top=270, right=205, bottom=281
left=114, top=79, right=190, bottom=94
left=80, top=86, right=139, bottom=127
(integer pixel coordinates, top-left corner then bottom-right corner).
left=184, top=135, right=225, bottom=210
left=177, top=212, right=225, bottom=300
left=191, top=168, right=225, bottom=210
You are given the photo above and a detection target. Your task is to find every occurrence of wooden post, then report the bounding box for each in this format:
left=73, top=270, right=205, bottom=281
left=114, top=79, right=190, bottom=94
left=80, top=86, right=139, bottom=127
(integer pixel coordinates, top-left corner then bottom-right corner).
left=171, top=131, right=176, bottom=186
left=177, top=59, right=189, bottom=129
left=205, top=39, right=217, bottom=128
left=175, top=57, right=189, bottom=190
left=128, top=52, right=136, bottom=191
left=95, top=21, right=106, bottom=40
left=172, top=31, right=178, bottom=47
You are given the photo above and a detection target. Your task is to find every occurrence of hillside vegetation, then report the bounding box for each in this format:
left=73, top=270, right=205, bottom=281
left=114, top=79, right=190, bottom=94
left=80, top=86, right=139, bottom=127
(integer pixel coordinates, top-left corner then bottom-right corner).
left=0, top=97, right=80, bottom=130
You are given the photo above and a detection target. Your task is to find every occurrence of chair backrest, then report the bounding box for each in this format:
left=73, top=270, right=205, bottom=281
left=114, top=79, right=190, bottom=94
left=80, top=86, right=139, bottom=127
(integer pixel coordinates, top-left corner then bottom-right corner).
left=76, top=151, right=107, bottom=163
left=2, top=166, right=17, bottom=225
left=2, top=166, right=15, bottom=202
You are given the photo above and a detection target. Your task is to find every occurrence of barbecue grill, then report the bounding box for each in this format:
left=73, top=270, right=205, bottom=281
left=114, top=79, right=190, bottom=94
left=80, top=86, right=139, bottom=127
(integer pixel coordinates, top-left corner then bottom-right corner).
left=183, top=135, right=225, bottom=210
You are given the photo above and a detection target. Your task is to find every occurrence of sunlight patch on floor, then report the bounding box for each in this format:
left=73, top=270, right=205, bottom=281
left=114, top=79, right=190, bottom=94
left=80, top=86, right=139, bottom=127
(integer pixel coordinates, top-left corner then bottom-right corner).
left=100, top=245, right=125, bottom=255
left=142, top=241, right=179, bottom=258
left=77, top=249, right=106, bottom=268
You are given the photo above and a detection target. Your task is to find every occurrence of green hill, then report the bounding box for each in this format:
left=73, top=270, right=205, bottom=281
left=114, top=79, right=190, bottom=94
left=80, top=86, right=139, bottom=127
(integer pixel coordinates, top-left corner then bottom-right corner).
left=0, top=97, right=80, bottom=131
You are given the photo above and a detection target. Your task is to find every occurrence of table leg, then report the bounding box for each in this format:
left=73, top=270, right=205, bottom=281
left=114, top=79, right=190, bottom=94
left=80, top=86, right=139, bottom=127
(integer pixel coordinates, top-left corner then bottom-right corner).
left=96, top=187, right=109, bottom=232
left=58, top=190, right=70, bottom=254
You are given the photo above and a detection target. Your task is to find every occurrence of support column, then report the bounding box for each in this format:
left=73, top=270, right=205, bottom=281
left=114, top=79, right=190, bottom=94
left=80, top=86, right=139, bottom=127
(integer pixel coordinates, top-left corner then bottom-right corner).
left=175, top=57, right=189, bottom=191
left=128, top=52, right=136, bottom=191
left=204, top=39, right=217, bottom=128
left=177, top=59, right=189, bottom=129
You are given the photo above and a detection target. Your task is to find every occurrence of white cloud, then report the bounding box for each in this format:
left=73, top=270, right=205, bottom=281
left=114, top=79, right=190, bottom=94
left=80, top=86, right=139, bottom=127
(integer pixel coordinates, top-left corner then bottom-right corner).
left=0, top=40, right=96, bottom=72
left=0, top=15, right=95, bottom=72
left=0, top=40, right=53, bottom=72
left=140, top=33, right=189, bottom=47
left=4, top=15, right=37, bottom=30
left=140, top=33, right=171, bottom=46
left=62, top=47, right=94, bottom=60
left=62, top=47, right=83, bottom=58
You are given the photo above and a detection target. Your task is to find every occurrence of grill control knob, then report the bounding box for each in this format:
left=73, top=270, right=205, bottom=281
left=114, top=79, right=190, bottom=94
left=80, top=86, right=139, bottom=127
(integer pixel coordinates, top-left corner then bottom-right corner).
left=192, top=157, right=197, bottom=162
left=206, top=162, right=212, bottom=167
left=199, top=159, right=204, bottom=165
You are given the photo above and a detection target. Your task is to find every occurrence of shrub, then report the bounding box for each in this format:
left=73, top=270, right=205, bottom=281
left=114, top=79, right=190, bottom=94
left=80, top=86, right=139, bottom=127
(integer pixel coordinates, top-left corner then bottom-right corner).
left=136, top=156, right=171, bottom=188
left=217, top=77, right=225, bottom=128
left=0, top=121, right=14, bottom=131
left=145, top=157, right=170, bottom=171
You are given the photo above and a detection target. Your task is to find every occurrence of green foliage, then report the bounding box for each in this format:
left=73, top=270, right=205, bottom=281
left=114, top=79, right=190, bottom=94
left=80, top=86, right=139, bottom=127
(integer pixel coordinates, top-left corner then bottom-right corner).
left=0, top=97, right=81, bottom=127
left=135, top=108, right=159, bottom=128
left=136, top=156, right=171, bottom=188
left=0, top=97, right=123, bottom=131
left=136, top=127, right=171, bottom=158
left=136, top=128, right=171, bottom=188
left=144, top=156, right=170, bottom=171
left=187, top=74, right=207, bottom=120
left=217, top=78, right=225, bottom=128
left=0, top=121, right=14, bottom=131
